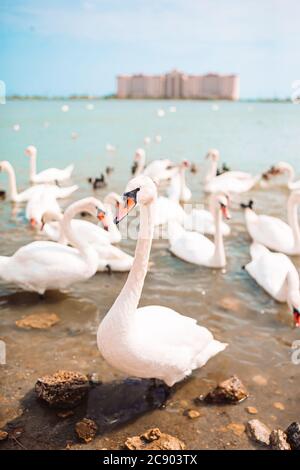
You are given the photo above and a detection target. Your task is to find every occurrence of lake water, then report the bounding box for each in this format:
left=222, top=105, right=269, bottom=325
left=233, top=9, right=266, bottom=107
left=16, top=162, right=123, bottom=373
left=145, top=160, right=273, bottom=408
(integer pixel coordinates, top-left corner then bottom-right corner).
left=0, top=99, right=299, bottom=450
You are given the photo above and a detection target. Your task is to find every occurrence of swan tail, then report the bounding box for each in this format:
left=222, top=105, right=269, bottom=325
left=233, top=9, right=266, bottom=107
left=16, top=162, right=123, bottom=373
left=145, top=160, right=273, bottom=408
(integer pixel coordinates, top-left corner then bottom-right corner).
left=240, top=199, right=254, bottom=210
left=250, top=242, right=269, bottom=260
left=195, top=340, right=227, bottom=369
left=64, top=164, right=74, bottom=176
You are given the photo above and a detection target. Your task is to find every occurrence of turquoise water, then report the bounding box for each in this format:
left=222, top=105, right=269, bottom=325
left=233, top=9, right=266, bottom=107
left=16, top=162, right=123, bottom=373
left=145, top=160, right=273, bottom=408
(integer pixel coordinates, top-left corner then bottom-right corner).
left=1, top=100, right=299, bottom=188
left=0, top=100, right=300, bottom=449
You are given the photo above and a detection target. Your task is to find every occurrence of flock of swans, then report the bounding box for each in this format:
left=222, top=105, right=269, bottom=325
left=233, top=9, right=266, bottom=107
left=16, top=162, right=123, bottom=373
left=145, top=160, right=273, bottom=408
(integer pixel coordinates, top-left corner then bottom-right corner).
left=0, top=144, right=300, bottom=388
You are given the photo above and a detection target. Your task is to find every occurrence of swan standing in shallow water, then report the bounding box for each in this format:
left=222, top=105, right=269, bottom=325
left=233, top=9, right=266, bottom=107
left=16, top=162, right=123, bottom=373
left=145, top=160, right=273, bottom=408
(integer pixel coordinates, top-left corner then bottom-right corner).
left=245, top=243, right=300, bottom=327
left=169, top=193, right=231, bottom=268
left=41, top=201, right=134, bottom=273
left=0, top=160, right=78, bottom=202
left=241, top=190, right=300, bottom=255
left=204, top=149, right=260, bottom=194
left=0, top=198, right=106, bottom=294
left=25, top=145, right=74, bottom=184
left=97, top=176, right=227, bottom=387
left=132, top=148, right=176, bottom=183
left=263, top=161, right=300, bottom=190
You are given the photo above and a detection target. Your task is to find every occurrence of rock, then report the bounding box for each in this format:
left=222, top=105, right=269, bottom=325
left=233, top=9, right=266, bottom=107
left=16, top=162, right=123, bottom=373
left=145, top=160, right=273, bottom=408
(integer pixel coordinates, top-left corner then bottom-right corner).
left=226, top=423, right=245, bottom=437
left=269, top=429, right=291, bottom=450
left=246, top=406, right=258, bottom=415
left=35, top=370, right=90, bottom=408
left=124, top=428, right=186, bottom=450
left=273, top=402, right=285, bottom=411
left=204, top=375, right=248, bottom=404
left=0, top=430, right=8, bottom=441
left=184, top=409, right=201, bottom=419
left=252, top=375, right=267, bottom=386
left=16, top=313, right=60, bottom=329
left=75, top=418, right=98, bottom=443
left=57, top=410, right=74, bottom=419
left=246, top=419, right=271, bottom=446
left=285, top=422, right=300, bottom=450
left=218, top=297, right=241, bottom=312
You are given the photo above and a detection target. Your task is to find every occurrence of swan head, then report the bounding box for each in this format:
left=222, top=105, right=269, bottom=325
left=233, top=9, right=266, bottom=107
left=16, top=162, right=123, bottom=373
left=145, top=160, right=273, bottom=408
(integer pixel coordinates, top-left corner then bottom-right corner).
left=40, top=210, right=63, bottom=230
left=25, top=145, right=37, bottom=157
left=210, top=192, right=231, bottom=220
left=205, top=149, right=220, bottom=162
left=134, top=148, right=146, bottom=162
left=287, top=290, right=300, bottom=327
left=262, top=161, right=293, bottom=180
left=104, top=192, right=122, bottom=209
left=115, top=176, right=157, bottom=224
left=180, top=159, right=190, bottom=169
left=0, top=161, right=12, bottom=173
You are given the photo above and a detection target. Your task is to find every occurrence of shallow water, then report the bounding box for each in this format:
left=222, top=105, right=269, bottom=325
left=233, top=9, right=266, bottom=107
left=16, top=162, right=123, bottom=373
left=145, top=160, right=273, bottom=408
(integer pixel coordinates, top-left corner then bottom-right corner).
left=0, top=100, right=299, bottom=450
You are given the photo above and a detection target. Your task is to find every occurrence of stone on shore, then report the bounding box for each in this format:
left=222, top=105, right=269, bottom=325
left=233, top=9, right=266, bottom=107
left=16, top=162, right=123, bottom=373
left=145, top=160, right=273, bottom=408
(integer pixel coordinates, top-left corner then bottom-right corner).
left=124, top=428, right=186, bottom=450
left=75, top=418, right=98, bottom=443
left=269, top=429, right=291, bottom=450
left=246, top=419, right=271, bottom=446
left=285, top=422, right=300, bottom=450
left=16, top=313, right=60, bottom=329
left=35, top=370, right=90, bottom=408
left=204, top=376, right=248, bottom=404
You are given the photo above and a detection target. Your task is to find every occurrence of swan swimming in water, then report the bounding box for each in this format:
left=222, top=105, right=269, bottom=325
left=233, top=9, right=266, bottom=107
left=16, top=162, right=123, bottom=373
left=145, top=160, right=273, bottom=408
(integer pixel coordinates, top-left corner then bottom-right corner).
left=132, top=148, right=176, bottom=183
left=0, top=197, right=106, bottom=294
left=0, top=160, right=78, bottom=202
left=168, top=193, right=231, bottom=268
left=245, top=243, right=300, bottom=327
left=97, top=175, right=227, bottom=387
left=25, top=145, right=74, bottom=184
left=204, top=149, right=260, bottom=194
left=241, top=190, right=300, bottom=255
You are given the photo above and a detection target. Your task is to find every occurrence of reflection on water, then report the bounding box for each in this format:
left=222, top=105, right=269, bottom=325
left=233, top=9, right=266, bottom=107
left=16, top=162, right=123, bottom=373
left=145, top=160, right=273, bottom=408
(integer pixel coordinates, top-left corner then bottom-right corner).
left=0, top=101, right=300, bottom=449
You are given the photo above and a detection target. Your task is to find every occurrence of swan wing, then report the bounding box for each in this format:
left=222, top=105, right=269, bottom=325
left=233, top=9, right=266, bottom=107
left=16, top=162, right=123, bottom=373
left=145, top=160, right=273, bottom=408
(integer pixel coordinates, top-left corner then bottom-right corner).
left=246, top=214, right=294, bottom=252
left=169, top=229, right=215, bottom=266
left=246, top=246, right=291, bottom=301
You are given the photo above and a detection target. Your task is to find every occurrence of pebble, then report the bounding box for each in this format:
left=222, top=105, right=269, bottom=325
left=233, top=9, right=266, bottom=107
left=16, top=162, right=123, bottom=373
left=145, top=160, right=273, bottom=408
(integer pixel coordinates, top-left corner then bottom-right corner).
left=75, top=418, right=98, bottom=443
left=273, top=402, right=285, bottom=410
left=124, top=428, right=186, bottom=451
left=246, top=406, right=258, bottom=415
left=185, top=409, right=201, bottom=419
left=285, top=422, right=300, bottom=450
left=246, top=419, right=271, bottom=446
left=226, top=423, right=245, bottom=437
left=252, top=375, right=267, bottom=386
left=0, top=430, right=8, bottom=441
left=269, top=429, right=291, bottom=450
left=35, top=370, right=90, bottom=408
left=16, top=313, right=60, bottom=329
left=204, top=375, right=248, bottom=404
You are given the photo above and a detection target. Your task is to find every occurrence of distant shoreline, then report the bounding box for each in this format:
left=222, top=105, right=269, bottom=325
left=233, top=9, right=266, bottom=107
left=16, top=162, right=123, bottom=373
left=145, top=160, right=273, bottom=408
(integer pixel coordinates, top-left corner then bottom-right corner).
left=5, top=95, right=292, bottom=103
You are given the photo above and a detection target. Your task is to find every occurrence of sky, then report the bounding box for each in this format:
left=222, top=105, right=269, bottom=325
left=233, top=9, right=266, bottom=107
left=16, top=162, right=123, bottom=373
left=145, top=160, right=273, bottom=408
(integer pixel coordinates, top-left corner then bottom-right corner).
left=0, top=0, right=299, bottom=98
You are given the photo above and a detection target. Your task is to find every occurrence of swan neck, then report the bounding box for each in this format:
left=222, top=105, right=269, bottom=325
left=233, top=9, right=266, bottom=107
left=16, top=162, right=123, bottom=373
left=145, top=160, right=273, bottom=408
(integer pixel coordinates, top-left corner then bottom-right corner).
left=180, top=167, right=186, bottom=198
left=109, top=201, right=155, bottom=322
left=212, top=206, right=225, bottom=266
left=5, top=164, right=18, bottom=200
left=29, top=154, right=37, bottom=179
left=62, top=203, right=93, bottom=256
left=287, top=195, right=300, bottom=249
left=205, top=159, right=218, bottom=182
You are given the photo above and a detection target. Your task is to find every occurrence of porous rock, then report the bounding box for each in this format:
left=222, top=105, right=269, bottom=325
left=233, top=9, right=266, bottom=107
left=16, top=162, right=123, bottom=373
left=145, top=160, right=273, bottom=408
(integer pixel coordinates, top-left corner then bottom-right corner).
left=124, top=428, right=186, bottom=450
left=204, top=376, right=248, bottom=404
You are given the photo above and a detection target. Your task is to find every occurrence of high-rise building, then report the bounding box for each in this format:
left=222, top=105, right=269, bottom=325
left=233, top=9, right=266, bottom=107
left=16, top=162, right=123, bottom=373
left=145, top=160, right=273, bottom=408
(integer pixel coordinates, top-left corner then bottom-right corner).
left=117, top=70, right=239, bottom=100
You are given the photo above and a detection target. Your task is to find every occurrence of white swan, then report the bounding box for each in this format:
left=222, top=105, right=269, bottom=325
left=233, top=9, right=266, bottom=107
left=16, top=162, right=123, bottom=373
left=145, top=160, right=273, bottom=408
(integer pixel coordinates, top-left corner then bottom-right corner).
left=25, top=145, right=74, bottom=183
left=204, top=149, right=260, bottom=194
left=41, top=203, right=133, bottom=273
left=263, top=162, right=300, bottom=190
left=26, top=190, right=61, bottom=227
left=97, top=175, right=227, bottom=387
left=169, top=193, right=231, bottom=268
left=42, top=192, right=123, bottom=245
left=0, top=160, right=78, bottom=202
left=0, top=198, right=104, bottom=294
left=166, top=160, right=191, bottom=203
left=241, top=192, right=300, bottom=255
left=245, top=243, right=300, bottom=327
left=132, top=148, right=176, bottom=183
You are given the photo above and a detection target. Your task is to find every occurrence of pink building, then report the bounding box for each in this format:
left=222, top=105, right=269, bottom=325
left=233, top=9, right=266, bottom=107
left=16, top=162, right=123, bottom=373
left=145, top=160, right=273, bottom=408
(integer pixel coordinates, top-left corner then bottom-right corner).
left=117, top=70, right=239, bottom=100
